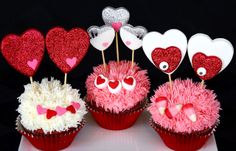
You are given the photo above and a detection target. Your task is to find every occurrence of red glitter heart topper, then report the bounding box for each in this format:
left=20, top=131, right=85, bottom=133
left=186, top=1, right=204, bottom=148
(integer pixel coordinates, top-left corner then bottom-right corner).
left=46, top=27, right=90, bottom=73
left=192, top=52, right=222, bottom=80
left=1, top=29, right=44, bottom=77
left=151, top=46, right=182, bottom=73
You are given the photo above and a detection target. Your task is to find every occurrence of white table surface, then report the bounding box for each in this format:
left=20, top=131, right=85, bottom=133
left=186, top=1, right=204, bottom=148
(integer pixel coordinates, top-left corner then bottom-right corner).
left=19, top=112, right=218, bottom=151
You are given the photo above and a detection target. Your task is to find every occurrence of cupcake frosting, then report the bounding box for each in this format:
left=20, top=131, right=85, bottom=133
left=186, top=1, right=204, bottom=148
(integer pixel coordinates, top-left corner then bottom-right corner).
left=148, top=79, right=220, bottom=133
left=86, top=60, right=150, bottom=113
left=17, top=78, right=87, bottom=133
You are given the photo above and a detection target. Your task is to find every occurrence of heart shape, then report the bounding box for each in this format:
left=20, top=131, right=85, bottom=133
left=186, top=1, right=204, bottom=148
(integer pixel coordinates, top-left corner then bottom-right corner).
left=1, top=29, right=44, bottom=77
left=109, top=80, right=119, bottom=89
left=124, top=76, right=134, bottom=85
left=66, top=105, right=76, bottom=114
left=102, top=42, right=109, bottom=47
left=102, top=6, right=130, bottom=31
left=126, top=41, right=131, bottom=45
left=188, top=33, right=234, bottom=79
left=108, top=80, right=122, bottom=94
left=120, top=24, right=147, bottom=50
left=192, top=52, right=222, bottom=80
left=142, top=29, right=187, bottom=74
left=94, top=74, right=108, bottom=89
left=88, top=25, right=115, bottom=51
left=46, top=27, right=90, bottom=73
left=122, top=76, right=136, bottom=91
left=27, top=59, right=38, bottom=70
left=66, top=57, right=77, bottom=68
left=72, top=102, right=80, bottom=110
left=56, top=106, right=67, bottom=116
left=112, top=22, right=122, bottom=32
left=37, top=105, right=47, bottom=115
left=46, top=109, right=57, bottom=119
left=151, top=46, right=182, bottom=73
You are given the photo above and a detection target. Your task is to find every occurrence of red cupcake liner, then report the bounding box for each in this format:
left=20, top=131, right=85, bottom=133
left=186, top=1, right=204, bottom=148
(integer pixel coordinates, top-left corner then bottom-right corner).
left=150, top=120, right=215, bottom=151
left=86, top=98, right=148, bottom=130
left=16, top=116, right=85, bottom=151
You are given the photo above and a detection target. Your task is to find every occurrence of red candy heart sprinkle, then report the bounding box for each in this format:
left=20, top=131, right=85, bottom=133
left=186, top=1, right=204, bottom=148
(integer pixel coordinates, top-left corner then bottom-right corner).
left=66, top=105, right=76, bottom=114
left=108, top=80, right=119, bottom=89
left=46, top=27, right=90, bottom=73
left=97, top=75, right=106, bottom=85
left=46, top=109, right=57, bottom=119
left=1, top=29, right=44, bottom=77
left=151, top=46, right=182, bottom=73
left=192, top=52, right=222, bottom=80
left=123, top=76, right=134, bottom=85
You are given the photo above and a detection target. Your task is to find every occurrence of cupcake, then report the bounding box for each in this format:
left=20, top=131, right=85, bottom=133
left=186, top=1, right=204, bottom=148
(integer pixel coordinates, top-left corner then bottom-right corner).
left=148, top=79, right=220, bottom=151
left=86, top=6, right=150, bottom=130
left=142, top=30, right=234, bottom=150
left=86, top=61, right=150, bottom=130
left=16, top=78, right=87, bottom=151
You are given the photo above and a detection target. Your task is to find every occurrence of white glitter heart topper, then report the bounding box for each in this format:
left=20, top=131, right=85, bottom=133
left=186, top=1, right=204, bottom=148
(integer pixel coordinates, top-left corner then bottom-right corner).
left=120, top=24, right=147, bottom=50
left=102, top=6, right=130, bottom=32
left=88, top=25, right=115, bottom=51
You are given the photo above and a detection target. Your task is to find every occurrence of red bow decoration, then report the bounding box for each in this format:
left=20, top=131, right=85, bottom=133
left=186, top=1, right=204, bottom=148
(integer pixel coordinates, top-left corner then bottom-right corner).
left=155, top=97, right=197, bottom=122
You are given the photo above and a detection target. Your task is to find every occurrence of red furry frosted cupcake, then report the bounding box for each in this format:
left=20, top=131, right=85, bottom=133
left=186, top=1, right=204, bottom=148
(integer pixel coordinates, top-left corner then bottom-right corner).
left=149, top=79, right=220, bottom=151
left=143, top=30, right=234, bottom=150
left=86, top=6, right=150, bottom=130
left=86, top=61, right=150, bottom=130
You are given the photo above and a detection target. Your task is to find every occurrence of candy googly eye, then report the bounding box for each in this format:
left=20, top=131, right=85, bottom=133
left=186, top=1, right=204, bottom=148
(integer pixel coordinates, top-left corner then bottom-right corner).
left=159, top=61, right=169, bottom=71
left=197, top=67, right=206, bottom=76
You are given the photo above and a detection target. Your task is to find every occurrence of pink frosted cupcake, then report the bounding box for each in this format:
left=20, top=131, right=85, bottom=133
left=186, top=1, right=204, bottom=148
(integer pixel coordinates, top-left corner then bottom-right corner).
left=148, top=79, right=220, bottom=151
left=86, top=60, right=150, bottom=130
left=16, top=78, right=87, bottom=151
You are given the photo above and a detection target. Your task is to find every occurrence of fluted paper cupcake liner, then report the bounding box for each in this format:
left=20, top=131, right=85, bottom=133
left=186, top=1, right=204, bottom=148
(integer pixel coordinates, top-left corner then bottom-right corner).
left=16, top=116, right=85, bottom=151
left=86, top=98, right=148, bottom=130
left=150, top=119, right=216, bottom=151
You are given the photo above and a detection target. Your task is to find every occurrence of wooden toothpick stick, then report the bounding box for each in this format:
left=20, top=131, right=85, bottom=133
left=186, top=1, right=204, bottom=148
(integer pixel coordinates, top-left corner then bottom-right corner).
left=29, top=76, right=33, bottom=84
left=168, top=74, right=173, bottom=92
left=201, top=79, right=204, bottom=87
left=115, top=32, right=120, bottom=63
left=64, top=73, right=67, bottom=85
left=131, top=49, right=134, bottom=68
left=101, top=50, right=106, bottom=70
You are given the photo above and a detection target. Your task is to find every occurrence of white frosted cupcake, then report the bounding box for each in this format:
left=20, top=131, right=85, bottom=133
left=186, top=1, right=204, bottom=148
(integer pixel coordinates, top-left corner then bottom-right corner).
left=16, top=78, right=87, bottom=151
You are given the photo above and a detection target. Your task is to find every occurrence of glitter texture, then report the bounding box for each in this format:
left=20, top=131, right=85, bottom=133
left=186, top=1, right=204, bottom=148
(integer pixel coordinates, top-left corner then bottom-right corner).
left=102, top=6, right=130, bottom=27
left=121, top=24, right=147, bottom=39
left=192, top=52, right=222, bottom=80
left=1, top=29, right=44, bottom=77
left=88, top=25, right=113, bottom=38
left=151, top=46, right=182, bottom=73
left=46, top=27, right=90, bottom=73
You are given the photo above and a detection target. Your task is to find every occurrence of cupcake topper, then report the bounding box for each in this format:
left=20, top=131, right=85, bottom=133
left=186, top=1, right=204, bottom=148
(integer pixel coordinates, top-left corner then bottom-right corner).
left=188, top=33, right=234, bottom=86
left=102, top=6, right=130, bottom=63
left=1, top=29, right=44, bottom=83
left=46, top=27, right=90, bottom=85
left=88, top=25, right=115, bottom=70
left=120, top=24, right=147, bottom=67
left=142, top=29, right=187, bottom=90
